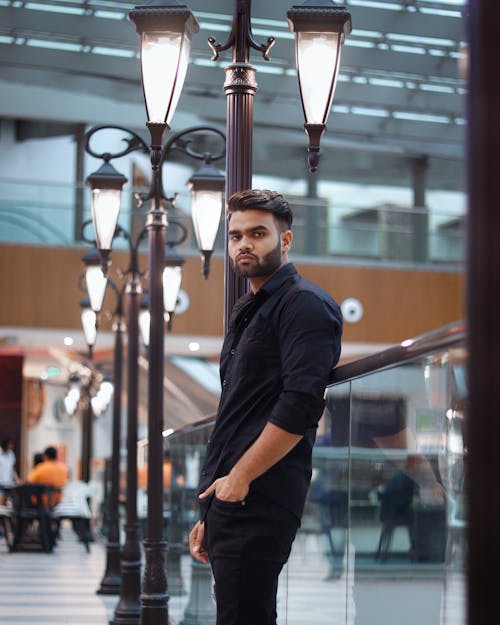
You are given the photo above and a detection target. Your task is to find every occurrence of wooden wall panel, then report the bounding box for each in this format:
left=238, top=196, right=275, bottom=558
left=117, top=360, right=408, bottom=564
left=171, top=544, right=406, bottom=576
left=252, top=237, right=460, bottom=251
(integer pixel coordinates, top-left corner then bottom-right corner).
left=0, top=244, right=464, bottom=344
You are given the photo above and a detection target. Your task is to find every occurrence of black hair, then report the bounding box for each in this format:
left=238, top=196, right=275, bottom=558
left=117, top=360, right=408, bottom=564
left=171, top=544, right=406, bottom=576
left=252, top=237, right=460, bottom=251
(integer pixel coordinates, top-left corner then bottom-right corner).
left=33, top=452, right=44, bottom=466
left=44, top=446, right=57, bottom=460
left=1, top=438, right=14, bottom=452
left=227, top=189, right=293, bottom=231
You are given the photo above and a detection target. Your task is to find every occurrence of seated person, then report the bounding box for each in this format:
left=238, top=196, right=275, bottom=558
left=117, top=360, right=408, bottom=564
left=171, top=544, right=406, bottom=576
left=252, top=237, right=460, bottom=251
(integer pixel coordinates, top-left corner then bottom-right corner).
left=27, top=446, right=69, bottom=504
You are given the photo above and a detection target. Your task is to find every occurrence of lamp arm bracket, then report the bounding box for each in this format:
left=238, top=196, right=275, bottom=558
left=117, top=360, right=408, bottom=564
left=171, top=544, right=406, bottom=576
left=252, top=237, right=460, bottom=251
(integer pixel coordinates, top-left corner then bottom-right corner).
left=247, top=34, right=276, bottom=61
left=84, top=125, right=149, bottom=161
left=106, top=277, right=126, bottom=319
left=208, top=34, right=235, bottom=61
left=80, top=219, right=98, bottom=246
left=165, top=219, right=188, bottom=247
left=162, top=126, right=226, bottom=163
left=77, top=271, right=87, bottom=294
left=114, top=224, right=147, bottom=279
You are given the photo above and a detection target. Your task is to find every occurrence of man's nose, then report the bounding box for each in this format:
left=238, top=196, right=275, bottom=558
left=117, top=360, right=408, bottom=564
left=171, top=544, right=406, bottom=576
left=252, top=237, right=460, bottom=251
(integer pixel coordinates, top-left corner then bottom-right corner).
left=239, top=237, right=253, bottom=250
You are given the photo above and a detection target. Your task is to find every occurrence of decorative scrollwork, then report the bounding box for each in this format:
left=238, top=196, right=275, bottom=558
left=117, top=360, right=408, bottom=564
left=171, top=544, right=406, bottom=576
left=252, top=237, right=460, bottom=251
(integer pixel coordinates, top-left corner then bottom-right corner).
left=83, top=125, right=149, bottom=161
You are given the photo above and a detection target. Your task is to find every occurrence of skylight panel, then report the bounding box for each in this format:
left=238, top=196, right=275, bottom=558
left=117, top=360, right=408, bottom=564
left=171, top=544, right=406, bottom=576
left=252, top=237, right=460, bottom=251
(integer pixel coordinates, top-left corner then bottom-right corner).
left=94, top=10, right=127, bottom=20
left=393, top=111, right=450, bottom=124
left=420, top=7, right=462, bottom=18
left=420, top=83, right=455, bottom=94
left=332, top=104, right=350, bottom=114
left=369, top=77, right=404, bottom=89
left=352, top=29, right=383, bottom=39
left=348, top=0, right=402, bottom=10
left=25, top=2, right=85, bottom=15
left=386, top=33, right=455, bottom=47
left=352, top=106, right=389, bottom=117
left=0, top=35, right=14, bottom=44
left=92, top=46, right=135, bottom=58
left=391, top=44, right=426, bottom=55
left=346, top=39, right=375, bottom=49
left=26, top=38, right=82, bottom=52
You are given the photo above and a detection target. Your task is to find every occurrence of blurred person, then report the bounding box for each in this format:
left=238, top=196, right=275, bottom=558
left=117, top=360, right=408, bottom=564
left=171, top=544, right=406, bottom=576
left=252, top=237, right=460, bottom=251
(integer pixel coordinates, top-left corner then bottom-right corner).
left=32, top=452, right=44, bottom=468
left=189, top=190, right=342, bottom=625
left=28, top=446, right=69, bottom=504
left=0, top=438, right=20, bottom=503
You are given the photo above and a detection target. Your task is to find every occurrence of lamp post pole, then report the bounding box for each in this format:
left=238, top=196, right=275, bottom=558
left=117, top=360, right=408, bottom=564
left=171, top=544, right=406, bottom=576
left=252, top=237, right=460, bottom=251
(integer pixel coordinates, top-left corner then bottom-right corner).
left=208, top=0, right=275, bottom=328
left=97, top=282, right=125, bottom=595
left=207, top=0, right=351, bottom=324
left=108, top=228, right=145, bottom=625
left=79, top=296, right=97, bottom=483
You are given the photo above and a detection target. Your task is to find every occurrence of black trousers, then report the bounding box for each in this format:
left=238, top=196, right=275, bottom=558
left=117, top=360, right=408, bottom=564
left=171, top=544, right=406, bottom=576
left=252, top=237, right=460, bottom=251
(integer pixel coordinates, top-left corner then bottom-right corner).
left=204, top=492, right=299, bottom=625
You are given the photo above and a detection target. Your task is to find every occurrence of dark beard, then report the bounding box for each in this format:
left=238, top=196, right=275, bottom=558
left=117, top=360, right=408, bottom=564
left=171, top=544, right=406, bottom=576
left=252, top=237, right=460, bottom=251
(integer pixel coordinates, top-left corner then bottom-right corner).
left=231, top=240, right=282, bottom=278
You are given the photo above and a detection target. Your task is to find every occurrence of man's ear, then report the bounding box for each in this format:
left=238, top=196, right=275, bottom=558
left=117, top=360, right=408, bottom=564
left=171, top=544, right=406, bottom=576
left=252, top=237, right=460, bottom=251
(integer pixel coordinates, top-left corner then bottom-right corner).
left=281, top=229, right=293, bottom=251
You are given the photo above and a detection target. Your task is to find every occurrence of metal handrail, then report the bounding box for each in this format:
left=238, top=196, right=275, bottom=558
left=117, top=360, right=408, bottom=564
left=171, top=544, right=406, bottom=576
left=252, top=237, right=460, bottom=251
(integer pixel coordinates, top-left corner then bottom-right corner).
left=329, top=319, right=466, bottom=386
left=163, top=320, right=467, bottom=440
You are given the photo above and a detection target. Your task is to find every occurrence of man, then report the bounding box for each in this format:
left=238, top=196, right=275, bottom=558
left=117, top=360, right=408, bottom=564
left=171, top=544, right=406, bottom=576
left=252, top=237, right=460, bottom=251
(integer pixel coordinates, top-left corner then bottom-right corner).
left=189, top=189, right=342, bottom=625
left=28, top=446, right=69, bottom=503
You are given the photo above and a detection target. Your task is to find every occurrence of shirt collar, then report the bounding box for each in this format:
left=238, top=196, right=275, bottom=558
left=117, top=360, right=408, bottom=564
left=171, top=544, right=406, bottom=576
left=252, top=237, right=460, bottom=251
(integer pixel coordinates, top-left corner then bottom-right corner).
left=258, top=263, right=297, bottom=297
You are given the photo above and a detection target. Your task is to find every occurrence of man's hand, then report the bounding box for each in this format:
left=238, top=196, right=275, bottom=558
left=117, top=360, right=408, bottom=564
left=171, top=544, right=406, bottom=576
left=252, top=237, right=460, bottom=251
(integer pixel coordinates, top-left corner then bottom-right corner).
left=189, top=521, right=209, bottom=563
left=199, top=470, right=250, bottom=503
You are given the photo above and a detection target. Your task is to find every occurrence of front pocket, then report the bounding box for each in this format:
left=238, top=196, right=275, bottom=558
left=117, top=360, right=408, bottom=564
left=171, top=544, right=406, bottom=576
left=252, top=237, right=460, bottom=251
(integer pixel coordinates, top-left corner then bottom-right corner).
left=213, top=495, right=247, bottom=510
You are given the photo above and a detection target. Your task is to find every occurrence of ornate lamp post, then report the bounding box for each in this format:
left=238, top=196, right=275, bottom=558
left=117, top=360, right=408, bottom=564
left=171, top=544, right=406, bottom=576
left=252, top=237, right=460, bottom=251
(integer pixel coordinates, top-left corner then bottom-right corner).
left=127, top=9, right=199, bottom=621
left=204, top=0, right=351, bottom=326
left=84, top=120, right=224, bottom=625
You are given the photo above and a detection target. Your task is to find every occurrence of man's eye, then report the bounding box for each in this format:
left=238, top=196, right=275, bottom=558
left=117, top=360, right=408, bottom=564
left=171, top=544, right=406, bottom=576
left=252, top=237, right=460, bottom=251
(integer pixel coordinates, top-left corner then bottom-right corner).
left=230, top=235, right=241, bottom=241
left=254, top=231, right=264, bottom=237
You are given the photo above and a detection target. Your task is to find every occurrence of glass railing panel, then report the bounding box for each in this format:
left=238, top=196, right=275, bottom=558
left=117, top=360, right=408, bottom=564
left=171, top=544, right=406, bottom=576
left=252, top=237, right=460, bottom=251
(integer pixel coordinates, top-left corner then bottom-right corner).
left=279, top=381, right=353, bottom=625
left=282, top=342, right=466, bottom=625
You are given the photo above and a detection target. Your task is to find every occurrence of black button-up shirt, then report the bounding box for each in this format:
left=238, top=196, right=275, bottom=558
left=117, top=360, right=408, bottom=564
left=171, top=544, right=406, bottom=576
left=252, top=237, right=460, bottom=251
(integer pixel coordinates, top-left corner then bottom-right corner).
left=198, top=263, right=342, bottom=520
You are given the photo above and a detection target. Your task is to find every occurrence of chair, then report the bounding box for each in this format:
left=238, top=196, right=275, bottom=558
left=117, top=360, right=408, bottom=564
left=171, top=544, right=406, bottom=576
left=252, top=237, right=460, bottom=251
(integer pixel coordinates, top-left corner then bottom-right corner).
left=11, top=483, right=58, bottom=553
left=375, top=470, right=416, bottom=562
left=52, top=481, right=93, bottom=553
left=0, top=502, right=14, bottom=551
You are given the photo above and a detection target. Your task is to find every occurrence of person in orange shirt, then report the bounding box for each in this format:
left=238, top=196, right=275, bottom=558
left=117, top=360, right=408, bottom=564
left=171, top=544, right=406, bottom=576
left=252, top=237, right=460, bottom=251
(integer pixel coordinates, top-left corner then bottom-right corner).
left=28, top=446, right=69, bottom=504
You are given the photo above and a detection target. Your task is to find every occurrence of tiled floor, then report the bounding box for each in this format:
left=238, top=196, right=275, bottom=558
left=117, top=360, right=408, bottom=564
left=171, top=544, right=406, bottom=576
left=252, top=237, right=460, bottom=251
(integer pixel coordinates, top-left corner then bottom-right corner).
left=0, top=523, right=465, bottom=625
left=0, top=524, right=117, bottom=625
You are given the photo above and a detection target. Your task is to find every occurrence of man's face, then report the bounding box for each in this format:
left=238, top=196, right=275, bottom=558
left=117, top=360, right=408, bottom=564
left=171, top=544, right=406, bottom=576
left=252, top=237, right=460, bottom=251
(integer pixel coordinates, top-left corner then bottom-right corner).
left=227, top=209, right=291, bottom=284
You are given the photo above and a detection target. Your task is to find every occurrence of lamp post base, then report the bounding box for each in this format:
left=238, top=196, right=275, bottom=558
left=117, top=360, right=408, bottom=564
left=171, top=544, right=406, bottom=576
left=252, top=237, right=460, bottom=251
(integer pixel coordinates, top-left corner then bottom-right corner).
left=97, top=540, right=121, bottom=595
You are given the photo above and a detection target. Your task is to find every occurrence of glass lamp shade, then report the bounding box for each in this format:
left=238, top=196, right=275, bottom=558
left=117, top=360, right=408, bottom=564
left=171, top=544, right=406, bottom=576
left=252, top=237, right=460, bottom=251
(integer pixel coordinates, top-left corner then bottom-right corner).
left=86, top=162, right=127, bottom=253
left=129, top=2, right=199, bottom=125
left=191, top=189, right=223, bottom=249
left=82, top=247, right=107, bottom=312
left=287, top=1, right=351, bottom=171
left=80, top=297, right=98, bottom=348
left=188, top=161, right=225, bottom=253
left=139, top=296, right=151, bottom=347
left=163, top=265, right=183, bottom=315
left=296, top=31, right=342, bottom=126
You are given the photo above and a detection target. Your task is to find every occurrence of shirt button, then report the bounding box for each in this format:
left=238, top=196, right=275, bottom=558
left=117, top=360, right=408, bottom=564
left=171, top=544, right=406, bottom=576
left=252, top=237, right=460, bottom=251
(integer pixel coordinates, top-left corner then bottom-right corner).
left=201, top=470, right=207, bottom=477
left=230, top=349, right=235, bottom=355
left=223, top=379, right=227, bottom=386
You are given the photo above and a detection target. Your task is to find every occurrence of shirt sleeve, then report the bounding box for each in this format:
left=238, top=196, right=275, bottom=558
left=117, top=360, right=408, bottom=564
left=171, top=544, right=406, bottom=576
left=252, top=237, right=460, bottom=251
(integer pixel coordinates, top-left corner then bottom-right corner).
left=268, top=289, right=342, bottom=435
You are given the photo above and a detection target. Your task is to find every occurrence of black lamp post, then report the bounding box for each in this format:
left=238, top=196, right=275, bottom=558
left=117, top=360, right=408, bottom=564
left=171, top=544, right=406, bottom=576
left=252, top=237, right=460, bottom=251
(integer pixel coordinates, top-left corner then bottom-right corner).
left=81, top=206, right=147, bottom=622
left=79, top=297, right=97, bottom=484
left=204, top=0, right=350, bottom=326
left=84, top=120, right=224, bottom=625
left=127, top=8, right=198, bottom=621
left=82, top=243, right=125, bottom=595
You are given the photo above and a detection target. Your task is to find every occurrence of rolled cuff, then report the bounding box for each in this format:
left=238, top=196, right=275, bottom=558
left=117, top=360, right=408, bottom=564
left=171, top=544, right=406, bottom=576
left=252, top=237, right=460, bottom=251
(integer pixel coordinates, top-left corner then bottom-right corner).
left=269, top=391, right=326, bottom=435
